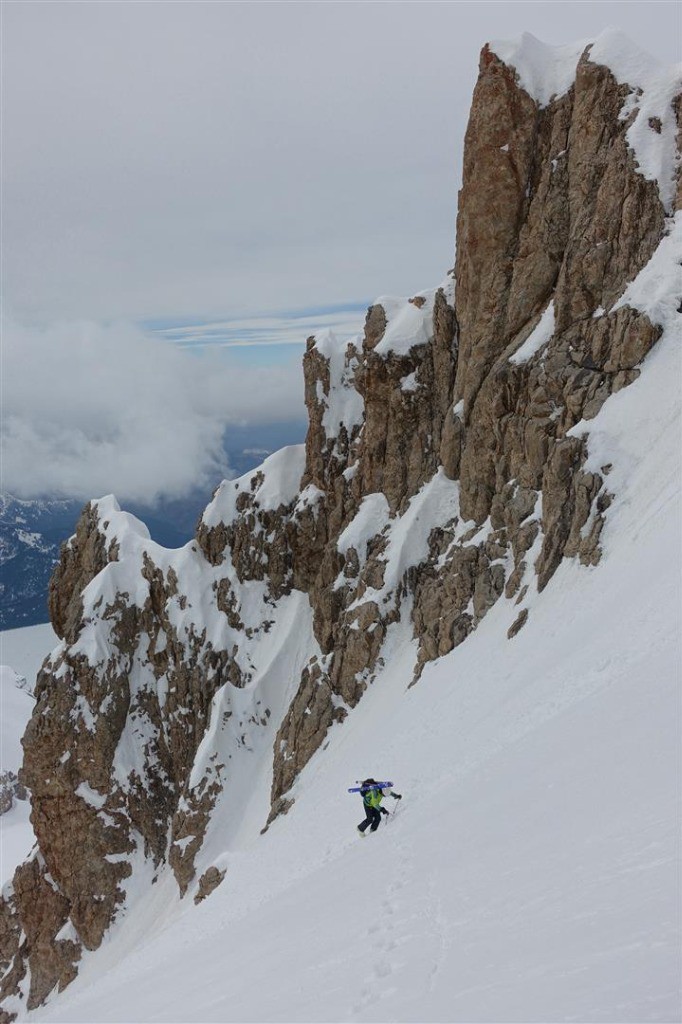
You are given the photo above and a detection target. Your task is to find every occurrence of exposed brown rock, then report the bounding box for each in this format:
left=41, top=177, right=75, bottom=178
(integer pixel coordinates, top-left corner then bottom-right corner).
left=354, top=289, right=456, bottom=513
left=3, top=36, right=677, bottom=1018
left=48, top=502, right=118, bottom=643
left=507, top=609, right=529, bottom=638
left=454, top=45, right=539, bottom=420
left=194, top=866, right=227, bottom=905
left=452, top=42, right=668, bottom=595
left=0, top=855, right=81, bottom=1013
left=363, top=304, right=388, bottom=350
left=2, top=503, right=252, bottom=1010
left=270, top=660, right=341, bottom=809
left=170, top=771, right=225, bottom=897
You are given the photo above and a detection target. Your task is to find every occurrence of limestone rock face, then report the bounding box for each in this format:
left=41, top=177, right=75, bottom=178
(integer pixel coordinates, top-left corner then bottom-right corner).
left=0, top=494, right=283, bottom=1011
left=2, top=33, right=679, bottom=1018
left=47, top=502, right=117, bottom=643
left=454, top=46, right=665, bottom=524
left=269, top=287, right=459, bottom=809
left=411, top=39, right=675, bottom=677
left=0, top=854, right=80, bottom=1017
left=194, top=865, right=226, bottom=905
left=354, top=290, right=457, bottom=513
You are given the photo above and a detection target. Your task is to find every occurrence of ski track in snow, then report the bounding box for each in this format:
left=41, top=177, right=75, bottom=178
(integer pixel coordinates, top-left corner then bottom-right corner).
left=6, top=193, right=681, bottom=1024
left=10, top=324, right=682, bottom=1021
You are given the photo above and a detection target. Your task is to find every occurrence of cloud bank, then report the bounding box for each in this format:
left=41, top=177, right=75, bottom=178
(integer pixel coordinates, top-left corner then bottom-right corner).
left=155, top=306, right=368, bottom=350
left=3, top=2, right=677, bottom=507
left=1, top=319, right=306, bottom=504
left=4, top=3, right=677, bottom=327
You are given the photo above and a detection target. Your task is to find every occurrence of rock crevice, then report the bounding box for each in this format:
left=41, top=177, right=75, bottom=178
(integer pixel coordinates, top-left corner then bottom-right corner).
left=1, top=33, right=679, bottom=1017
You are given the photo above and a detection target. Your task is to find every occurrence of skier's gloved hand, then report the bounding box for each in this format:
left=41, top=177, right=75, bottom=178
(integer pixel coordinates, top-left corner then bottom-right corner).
left=391, top=792, right=402, bottom=800
left=380, top=807, right=389, bottom=816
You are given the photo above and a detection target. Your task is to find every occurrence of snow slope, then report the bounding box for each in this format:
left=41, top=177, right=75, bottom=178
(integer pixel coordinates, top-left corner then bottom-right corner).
left=0, top=623, right=58, bottom=690
left=0, top=665, right=35, bottom=886
left=28, top=323, right=681, bottom=1021
left=1, top=624, right=58, bottom=885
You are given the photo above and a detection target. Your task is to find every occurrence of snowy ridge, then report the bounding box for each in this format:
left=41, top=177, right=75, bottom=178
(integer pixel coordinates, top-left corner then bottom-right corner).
left=33, top=476, right=323, bottom=911
left=374, top=289, right=437, bottom=357
left=202, top=445, right=307, bottom=528
left=489, top=32, right=589, bottom=107
left=311, top=329, right=364, bottom=439
left=2, top=29, right=680, bottom=1022
left=590, top=34, right=682, bottom=214
left=76, top=492, right=296, bottom=675
left=29, top=319, right=681, bottom=1024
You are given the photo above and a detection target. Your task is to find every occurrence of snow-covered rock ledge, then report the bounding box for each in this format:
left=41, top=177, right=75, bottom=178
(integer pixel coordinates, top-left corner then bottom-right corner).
left=1, top=29, right=680, bottom=1019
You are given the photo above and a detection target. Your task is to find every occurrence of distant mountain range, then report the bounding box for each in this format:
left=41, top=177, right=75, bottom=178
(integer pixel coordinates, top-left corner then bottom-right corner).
left=0, top=420, right=306, bottom=631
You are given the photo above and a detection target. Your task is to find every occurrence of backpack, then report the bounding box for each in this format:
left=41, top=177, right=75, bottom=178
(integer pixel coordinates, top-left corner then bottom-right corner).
left=362, top=779, right=382, bottom=808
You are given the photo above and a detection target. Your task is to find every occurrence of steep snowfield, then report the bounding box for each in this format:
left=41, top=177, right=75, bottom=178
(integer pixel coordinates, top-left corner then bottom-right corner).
left=0, top=623, right=58, bottom=691
left=28, top=320, right=681, bottom=1021
left=0, top=666, right=35, bottom=887
left=1, top=624, right=57, bottom=886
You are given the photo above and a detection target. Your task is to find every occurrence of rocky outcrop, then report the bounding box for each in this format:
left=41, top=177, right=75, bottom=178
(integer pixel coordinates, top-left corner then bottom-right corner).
left=2, top=31, right=679, bottom=1018
left=0, top=854, right=80, bottom=1019
left=194, top=865, right=226, bottom=905
left=0, top=774, right=26, bottom=817
left=1, top=498, right=266, bottom=1010
left=411, top=38, right=676, bottom=666
left=353, top=290, right=457, bottom=513
left=47, top=501, right=118, bottom=643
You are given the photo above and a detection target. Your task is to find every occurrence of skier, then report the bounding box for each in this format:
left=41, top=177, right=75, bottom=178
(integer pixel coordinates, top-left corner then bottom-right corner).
left=357, top=778, right=402, bottom=835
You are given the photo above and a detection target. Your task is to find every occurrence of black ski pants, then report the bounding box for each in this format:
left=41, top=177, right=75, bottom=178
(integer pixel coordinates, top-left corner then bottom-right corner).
left=358, top=806, right=382, bottom=833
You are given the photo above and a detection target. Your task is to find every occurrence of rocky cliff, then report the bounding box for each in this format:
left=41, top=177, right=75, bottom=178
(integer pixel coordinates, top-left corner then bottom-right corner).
left=1, top=30, right=680, bottom=1019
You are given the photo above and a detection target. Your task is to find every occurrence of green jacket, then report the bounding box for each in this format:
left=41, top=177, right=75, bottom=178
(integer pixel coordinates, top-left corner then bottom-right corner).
left=363, top=787, right=383, bottom=809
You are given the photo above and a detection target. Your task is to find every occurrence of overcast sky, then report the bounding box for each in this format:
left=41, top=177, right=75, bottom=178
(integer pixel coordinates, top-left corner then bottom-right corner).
left=2, top=1, right=679, bottom=503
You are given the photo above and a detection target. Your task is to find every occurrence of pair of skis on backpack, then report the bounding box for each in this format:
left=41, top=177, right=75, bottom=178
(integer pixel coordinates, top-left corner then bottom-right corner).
left=347, top=780, right=395, bottom=794
left=349, top=780, right=403, bottom=836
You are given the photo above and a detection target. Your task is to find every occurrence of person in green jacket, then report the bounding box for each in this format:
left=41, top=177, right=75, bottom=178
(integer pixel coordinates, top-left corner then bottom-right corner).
left=357, top=778, right=402, bottom=835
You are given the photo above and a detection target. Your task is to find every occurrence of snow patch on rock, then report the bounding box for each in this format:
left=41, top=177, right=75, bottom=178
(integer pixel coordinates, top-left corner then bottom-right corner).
left=374, top=291, right=436, bottom=357
left=489, top=32, right=588, bottom=107
left=510, top=302, right=555, bottom=365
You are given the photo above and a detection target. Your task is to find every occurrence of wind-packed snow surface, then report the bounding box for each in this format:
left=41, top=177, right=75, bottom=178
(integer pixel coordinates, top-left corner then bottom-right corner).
left=26, top=312, right=681, bottom=1021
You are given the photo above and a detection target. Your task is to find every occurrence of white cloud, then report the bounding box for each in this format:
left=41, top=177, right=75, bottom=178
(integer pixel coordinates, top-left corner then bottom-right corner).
left=1, top=2, right=677, bottom=508
left=1, top=318, right=305, bottom=504
left=3, top=3, right=677, bottom=327
left=155, top=307, right=366, bottom=349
